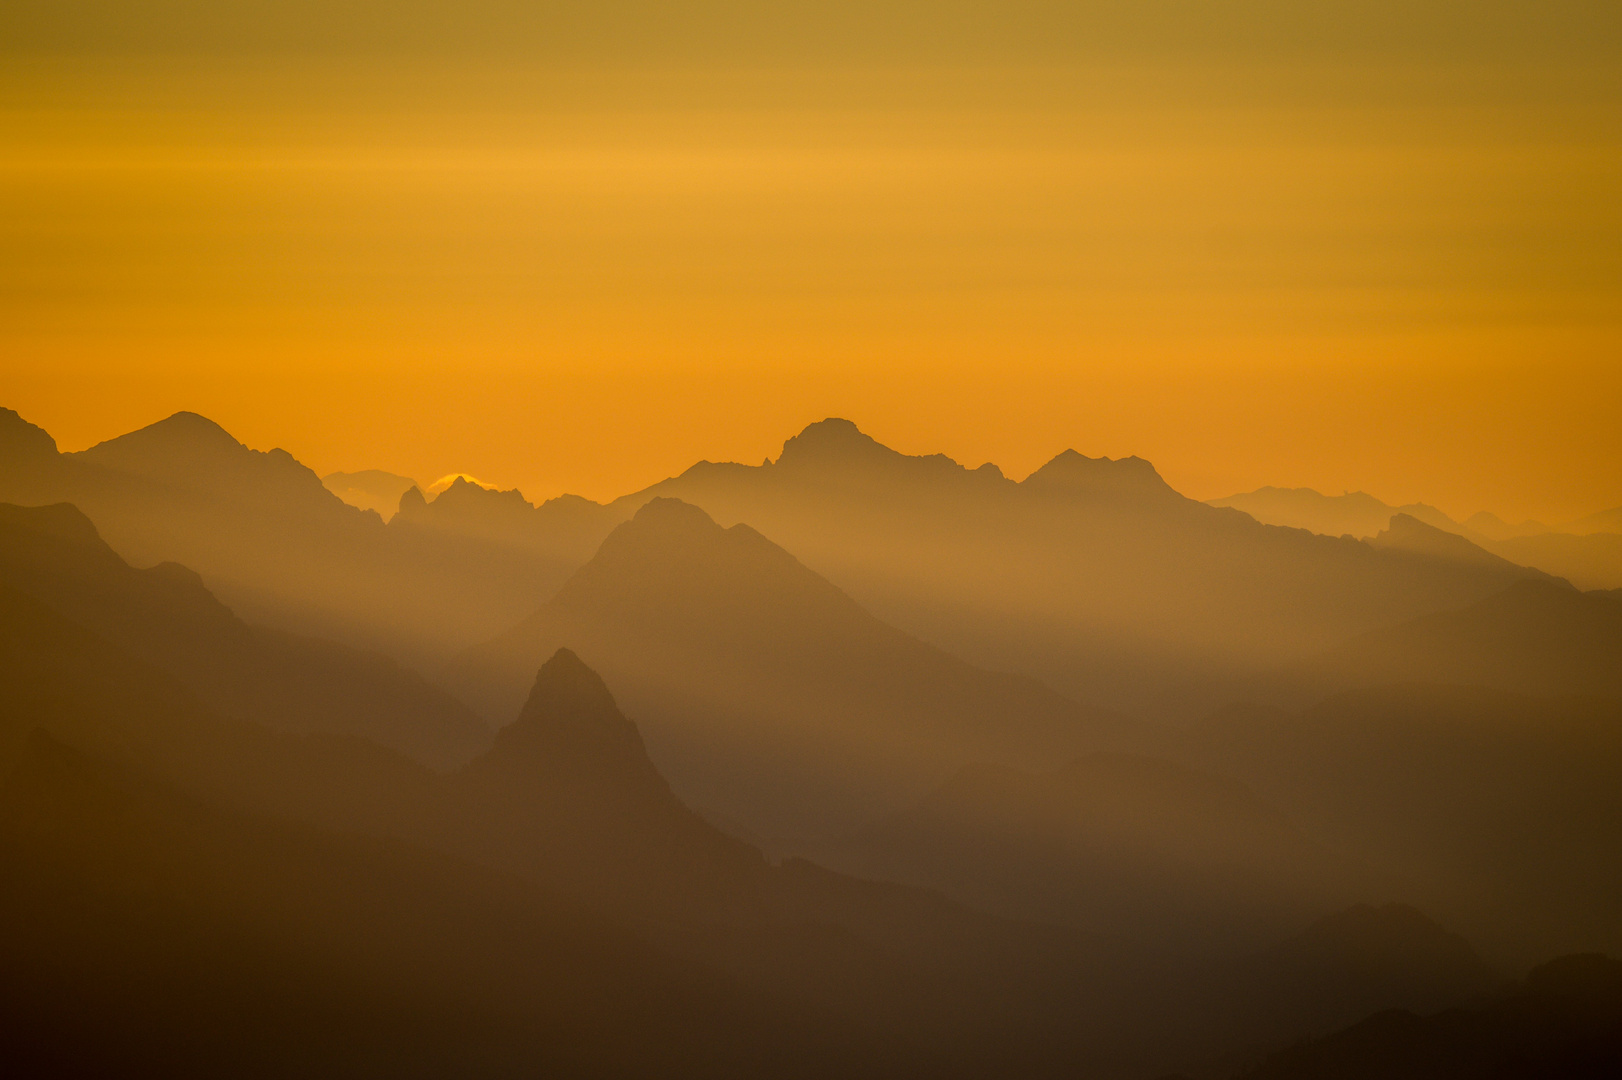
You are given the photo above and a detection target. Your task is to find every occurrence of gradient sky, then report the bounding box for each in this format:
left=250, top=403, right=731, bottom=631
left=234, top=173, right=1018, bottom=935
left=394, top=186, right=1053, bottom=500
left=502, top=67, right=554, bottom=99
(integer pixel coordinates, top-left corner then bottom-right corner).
left=3, top=3, right=1619, bottom=521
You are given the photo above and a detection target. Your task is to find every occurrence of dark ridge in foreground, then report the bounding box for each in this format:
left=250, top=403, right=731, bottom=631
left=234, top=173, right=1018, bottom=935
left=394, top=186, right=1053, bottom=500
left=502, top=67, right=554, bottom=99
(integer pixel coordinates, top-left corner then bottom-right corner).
left=1237, top=953, right=1622, bottom=1080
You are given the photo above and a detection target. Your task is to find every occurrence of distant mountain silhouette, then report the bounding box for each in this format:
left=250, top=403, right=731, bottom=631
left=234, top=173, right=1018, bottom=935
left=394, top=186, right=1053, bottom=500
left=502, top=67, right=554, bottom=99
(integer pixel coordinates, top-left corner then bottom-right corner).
left=610, top=418, right=1551, bottom=717
left=1210, top=487, right=1458, bottom=539
left=0, top=502, right=489, bottom=767
left=1236, top=953, right=1622, bottom=1080
left=1462, top=509, right=1555, bottom=541
left=392, top=475, right=619, bottom=569
left=0, top=408, right=595, bottom=662
left=1187, top=685, right=1622, bottom=959
left=1484, top=529, right=1622, bottom=591
left=823, top=751, right=1329, bottom=952
left=1210, top=484, right=1622, bottom=589
left=450, top=497, right=1124, bottom=839
left=1569, top=505, right=1622, bottom=535
left=321, top=468, right=419, bottom=516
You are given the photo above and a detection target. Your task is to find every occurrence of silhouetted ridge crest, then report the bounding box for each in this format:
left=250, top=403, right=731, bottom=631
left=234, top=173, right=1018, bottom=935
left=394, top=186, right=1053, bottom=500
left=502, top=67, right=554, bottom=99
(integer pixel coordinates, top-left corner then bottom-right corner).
left=0, top=408, right=58, bottom=460
left=82, top=410, right=241, bottom=459
left=773, top=417, right=964, bottom=479
left=1022, top=449, right=1178, bottom=500
left=776, top=417, right=894, bottom=465
left=628, top=495, right=724, bottom=535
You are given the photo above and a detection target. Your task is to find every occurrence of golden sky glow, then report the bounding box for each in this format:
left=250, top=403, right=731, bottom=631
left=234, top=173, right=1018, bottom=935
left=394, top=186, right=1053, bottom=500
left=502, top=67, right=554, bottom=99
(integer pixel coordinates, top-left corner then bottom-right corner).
left=3, top=40, right=1620, bottom=520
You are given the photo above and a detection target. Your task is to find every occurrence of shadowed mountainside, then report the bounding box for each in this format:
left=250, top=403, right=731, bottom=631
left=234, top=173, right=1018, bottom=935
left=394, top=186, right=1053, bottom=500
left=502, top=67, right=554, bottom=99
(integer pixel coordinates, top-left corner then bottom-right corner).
left=321, top=468, right=419, bottom=515
left=0, top=501, right=490, bottom=767
left=449, top=497, right=1127, bottom=840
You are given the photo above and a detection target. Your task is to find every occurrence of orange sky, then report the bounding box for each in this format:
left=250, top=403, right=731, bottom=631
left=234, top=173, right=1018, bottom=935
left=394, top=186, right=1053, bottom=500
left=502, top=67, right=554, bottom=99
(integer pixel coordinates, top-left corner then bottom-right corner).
left=3, top=55, right=1619, bottom=522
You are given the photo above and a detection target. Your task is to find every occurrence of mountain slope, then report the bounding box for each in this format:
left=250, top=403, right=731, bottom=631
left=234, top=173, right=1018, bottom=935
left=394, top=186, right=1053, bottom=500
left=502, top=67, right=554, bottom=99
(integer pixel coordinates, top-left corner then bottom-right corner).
left=451, top=497, right=1124, bottom=839
left=0, top=502, right=490, bottom=767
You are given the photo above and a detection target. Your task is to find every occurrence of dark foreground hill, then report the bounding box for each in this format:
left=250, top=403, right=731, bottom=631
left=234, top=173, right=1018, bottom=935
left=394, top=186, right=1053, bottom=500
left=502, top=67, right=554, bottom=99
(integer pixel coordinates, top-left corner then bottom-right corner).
left=1236, top=953, right=1622, bottom=1080
left=451, top=497, right=1126, bottom=840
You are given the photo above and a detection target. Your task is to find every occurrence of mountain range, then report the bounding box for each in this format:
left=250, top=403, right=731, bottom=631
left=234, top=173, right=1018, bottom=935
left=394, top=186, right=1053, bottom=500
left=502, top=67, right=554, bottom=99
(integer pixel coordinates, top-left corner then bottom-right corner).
left=603, top=418, right=1555, bottom=716
left=4, top=403, right=1620, bottom=1075
left=1213, top=485, right=1622, bottom=591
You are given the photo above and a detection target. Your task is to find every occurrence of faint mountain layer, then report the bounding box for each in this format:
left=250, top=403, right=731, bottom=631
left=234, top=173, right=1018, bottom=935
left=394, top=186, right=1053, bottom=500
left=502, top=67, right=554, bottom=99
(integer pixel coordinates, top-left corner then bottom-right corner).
left=392, top=475, right=620, bottom=568
left=321, top=468, right=419, bottom=516
left=1213, top=482, right=1622, bottom=590
left=1210, top=487, right=1458, bottom=539
left=451, top=497, right=1125, bottom=840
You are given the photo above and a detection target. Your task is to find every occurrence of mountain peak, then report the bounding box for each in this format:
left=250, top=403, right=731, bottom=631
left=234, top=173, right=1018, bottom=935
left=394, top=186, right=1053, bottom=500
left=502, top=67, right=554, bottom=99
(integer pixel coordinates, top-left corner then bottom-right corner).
left=775, top=418, right=899, bottom=470
left=0, top=409, right=58, bottom=461
left=76, top=411, right=254, bottom=475
left=1022, top=449, right=1178, bottom=500
left=477, top=648, right=654, bottom=780
left=630, top=496, right=721, bottom=532
left=1370, top=513, right=1527, bottom=572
